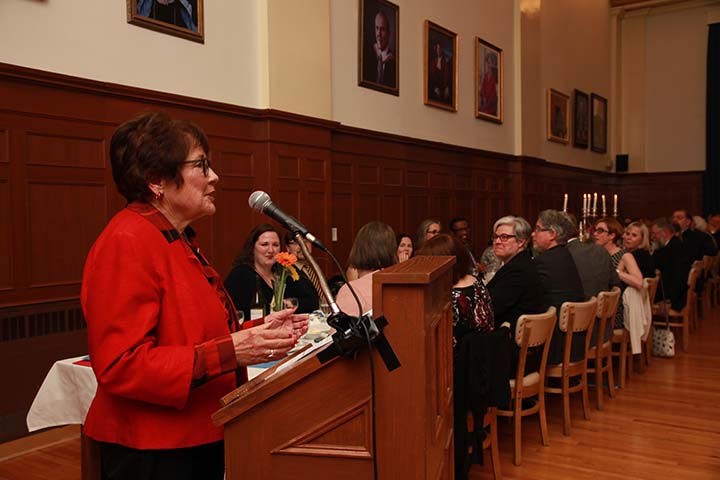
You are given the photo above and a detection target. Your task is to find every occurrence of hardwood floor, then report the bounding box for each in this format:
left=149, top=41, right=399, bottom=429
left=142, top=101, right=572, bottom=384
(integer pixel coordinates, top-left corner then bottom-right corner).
left=1, top=310, right=718, bottom=480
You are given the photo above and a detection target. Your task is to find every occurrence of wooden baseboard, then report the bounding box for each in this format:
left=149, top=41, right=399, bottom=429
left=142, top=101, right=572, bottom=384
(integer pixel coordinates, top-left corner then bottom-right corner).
left=0, top=425, right=80, bottom=462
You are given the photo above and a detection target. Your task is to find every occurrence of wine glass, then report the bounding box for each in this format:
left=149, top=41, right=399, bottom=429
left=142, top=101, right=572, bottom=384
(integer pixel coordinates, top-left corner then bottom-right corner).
left=282, top=297, right=299, bottom=309
left=236, top=310, right=245, bottom=326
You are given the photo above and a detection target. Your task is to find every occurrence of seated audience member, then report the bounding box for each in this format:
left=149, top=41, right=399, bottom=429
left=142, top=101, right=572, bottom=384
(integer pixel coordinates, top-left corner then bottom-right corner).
left=396, top=233, right=414, bottom=262
left=486, top=216, right=544, bottom=333
left=651, top=217, right=689, bottom=310
left=285, top=232, right=323, bottom=299
left=417, top=234, right=494, bottom=353
left=532, top=210, right=585, bottom=365
left=566, top=213, right=620, bottom=300
left=225, top=224, right=319, bottom=320
left=336, top=222, right=397, bottom=317
left=416, top=218, right=441, bottom=250
left=479, top=242, right=501, bottom=284
left=594, top=217, right=646, bottom=362
left=623, top=221, right=656, bottom=278
left=708, top=213, right=720, bottom=247
left=672, top=209, right=718, bottom=262
left=417, top=233, right=496, bottom=479
left=449, top=216, right=479, bottom=275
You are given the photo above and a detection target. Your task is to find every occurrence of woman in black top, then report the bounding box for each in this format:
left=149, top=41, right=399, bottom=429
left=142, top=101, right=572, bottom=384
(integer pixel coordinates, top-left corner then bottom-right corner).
left=225, top=224, right=318, bottom=321
left=623, top=221, right=656, bottom=278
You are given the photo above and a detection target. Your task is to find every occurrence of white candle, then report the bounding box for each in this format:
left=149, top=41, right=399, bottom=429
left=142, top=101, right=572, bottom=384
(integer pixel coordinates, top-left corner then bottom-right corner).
left=563, top=193, right=568, bottom=212
left=613, top=194, right=618, bottom=213
left=593, top=192, right=598, bottom=212
left=583, top=194, right=587, bottom=212
left=602, top=194, right=606, bottom=215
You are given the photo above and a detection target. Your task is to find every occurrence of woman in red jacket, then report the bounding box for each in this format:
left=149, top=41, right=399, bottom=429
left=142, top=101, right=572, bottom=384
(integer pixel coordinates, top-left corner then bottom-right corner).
left=81, top=112, right=308, bottom=479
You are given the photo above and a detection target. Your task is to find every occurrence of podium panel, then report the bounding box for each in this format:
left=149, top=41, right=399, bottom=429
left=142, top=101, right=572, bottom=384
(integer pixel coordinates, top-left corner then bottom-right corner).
left=214, top=256, right=455, bottom=479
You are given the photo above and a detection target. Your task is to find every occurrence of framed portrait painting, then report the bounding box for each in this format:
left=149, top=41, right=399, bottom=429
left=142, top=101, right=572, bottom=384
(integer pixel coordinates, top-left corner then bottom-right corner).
left=127, top=0, right=204, bottom=43
left=573, top=89, right=589, bottom=149
left=547, top=89, right=570, bottom=144
left=475, top=37, right=502, bottom=123
left=591, top=93, right=608, bottom=153
left=359, top=0, right=399, bottom=95
left=424, top=21, right=458, bottom=112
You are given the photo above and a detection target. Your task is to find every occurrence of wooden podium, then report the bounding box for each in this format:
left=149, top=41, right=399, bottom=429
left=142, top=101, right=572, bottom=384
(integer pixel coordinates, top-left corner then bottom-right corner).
left=213, top=256, right=456, bottom=480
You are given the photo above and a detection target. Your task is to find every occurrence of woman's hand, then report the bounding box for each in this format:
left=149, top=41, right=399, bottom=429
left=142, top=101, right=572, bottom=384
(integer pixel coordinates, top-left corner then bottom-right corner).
left=265, top=307, right=309, bottom=340
left=398, top=251, right=410, bottom=263
left=230, top=323, right=296, bottom=366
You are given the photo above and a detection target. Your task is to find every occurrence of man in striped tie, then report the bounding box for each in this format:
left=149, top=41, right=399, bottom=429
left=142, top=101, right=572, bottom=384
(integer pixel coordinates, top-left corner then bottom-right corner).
left=285, top=233, right=323, bottom=299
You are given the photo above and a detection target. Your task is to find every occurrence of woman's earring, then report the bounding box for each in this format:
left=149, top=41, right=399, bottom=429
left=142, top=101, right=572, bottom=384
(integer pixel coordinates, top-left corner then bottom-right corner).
left=154, top=191, right=163, bottom=201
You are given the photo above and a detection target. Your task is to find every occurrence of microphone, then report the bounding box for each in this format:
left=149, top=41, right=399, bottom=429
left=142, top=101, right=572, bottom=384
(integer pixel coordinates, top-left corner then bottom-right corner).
left=248, top=191, right=326, bottom=251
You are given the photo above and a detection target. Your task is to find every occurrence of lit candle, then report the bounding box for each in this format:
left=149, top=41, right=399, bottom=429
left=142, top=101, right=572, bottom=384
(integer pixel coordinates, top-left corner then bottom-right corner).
left=613, top=194, right=618, bottom=214
left=601, top=194, right=606, bottom=215
left=583, top=194, right=587, bottom=213
left=593, top=192, right=598, bottom=212
left=563, top=193, right=568, bottom=212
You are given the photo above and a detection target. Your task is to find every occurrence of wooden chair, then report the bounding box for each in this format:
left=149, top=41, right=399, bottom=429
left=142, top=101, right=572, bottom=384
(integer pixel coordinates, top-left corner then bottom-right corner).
left=497, top=307, right=556, bottom=466
left=545, top=298, right=597, bottom=436
left=587, top=287, right=620, bottom=410
left=642, top=273, right=660, bottom=368
left=467, top=407, right=502, bottom=479
left=699, top=255, right=714, bottom=320
left=611, top=327, right=632, bottom=388
left=653, top=264, right=701, bottom=352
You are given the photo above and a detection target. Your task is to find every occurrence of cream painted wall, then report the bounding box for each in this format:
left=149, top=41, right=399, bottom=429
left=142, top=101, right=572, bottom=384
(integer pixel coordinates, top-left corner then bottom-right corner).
left=268, top=0, right=332, bottom=119
left=522, top=0, right=612, bottom=171
left=642, top=6, right=709, bottom=172
left=330, top=0, right=517, bottom=155
left=0, top=0, right=268, bottom=108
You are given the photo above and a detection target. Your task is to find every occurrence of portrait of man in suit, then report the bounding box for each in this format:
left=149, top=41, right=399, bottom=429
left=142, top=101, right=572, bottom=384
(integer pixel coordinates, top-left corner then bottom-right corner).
left=359, top=0, right=399, bottom=95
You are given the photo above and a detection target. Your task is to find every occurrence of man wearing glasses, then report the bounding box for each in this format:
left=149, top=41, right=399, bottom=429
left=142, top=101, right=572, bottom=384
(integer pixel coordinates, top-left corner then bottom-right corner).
left=532, top=210, right=585, bottom=365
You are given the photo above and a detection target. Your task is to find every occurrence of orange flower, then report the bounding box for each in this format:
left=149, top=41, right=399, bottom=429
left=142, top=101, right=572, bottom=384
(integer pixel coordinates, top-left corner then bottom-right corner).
left=275, top=252, right=297, bottom=267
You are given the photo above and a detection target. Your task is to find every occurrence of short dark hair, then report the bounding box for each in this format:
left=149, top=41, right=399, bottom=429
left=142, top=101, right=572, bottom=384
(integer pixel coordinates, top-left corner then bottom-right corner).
left=396, top=233, right=413, bottom=247
left=234, top=224, right=282, bottom=267
left=348, top=222, right=397, bottom=271
left=449, top=216, right=468, bottom=231
left=416, top=234, right=471, bottom=284
left=110, top=112, right=209, bottom=203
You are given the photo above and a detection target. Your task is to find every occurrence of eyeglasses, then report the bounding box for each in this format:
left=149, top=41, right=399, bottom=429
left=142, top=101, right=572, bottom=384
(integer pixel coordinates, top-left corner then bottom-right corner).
left=492, top=233, right=516, bottom=242
left=534, top=225, right=551, bottom=233
left=182, top=156, right=212, bottom=177
left=594, top=227, right=609, bottom=234
left=427, top=229, right=440, bottom=235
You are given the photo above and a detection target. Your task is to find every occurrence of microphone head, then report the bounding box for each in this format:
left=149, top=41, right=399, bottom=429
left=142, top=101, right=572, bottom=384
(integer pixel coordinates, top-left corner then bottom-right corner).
left=248, top=191, right=271, bottom=211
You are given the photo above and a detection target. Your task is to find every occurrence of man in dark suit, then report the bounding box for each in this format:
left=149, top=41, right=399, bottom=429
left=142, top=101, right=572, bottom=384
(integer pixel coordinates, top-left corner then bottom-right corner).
left=363, top=9, right=396, bottom=88
left=565, top=215, right=620, bottom=300
left=709, top=213, right=720, bottom=247
left=652, top=217, right=689, bottom=311
left=673, top=209, right=718, bottom=261
left=532, top=210, right=585, bottom=365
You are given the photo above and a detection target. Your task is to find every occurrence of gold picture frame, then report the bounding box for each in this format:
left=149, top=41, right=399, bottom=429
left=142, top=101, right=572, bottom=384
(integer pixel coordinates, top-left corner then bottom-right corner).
left=424, top=21, right=458, bottom=112
left=547, top=88, right=570, bottom=144
left=127, top=0, right=204, bottom=44
left=475, top=37, right=503, bottom=123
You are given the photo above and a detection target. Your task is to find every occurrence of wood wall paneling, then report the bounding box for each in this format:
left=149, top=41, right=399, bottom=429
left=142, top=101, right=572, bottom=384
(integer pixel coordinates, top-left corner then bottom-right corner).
left=0, top=62, right=705, bottom=442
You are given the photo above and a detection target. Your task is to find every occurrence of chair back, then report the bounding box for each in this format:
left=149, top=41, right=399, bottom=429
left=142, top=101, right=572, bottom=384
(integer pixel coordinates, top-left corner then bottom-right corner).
left=558, top=297, right=598, bottom=364
left=646, top=272, right=660, bottom=305
left=702, top=255, right=714, bottom=278
left=514, top=307, right=557, bottom=381
left=594, top=287, right=621, bottom=348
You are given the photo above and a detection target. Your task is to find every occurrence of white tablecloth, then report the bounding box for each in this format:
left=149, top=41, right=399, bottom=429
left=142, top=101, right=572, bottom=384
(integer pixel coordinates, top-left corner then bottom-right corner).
left=26, top=357, right=267, bottom=432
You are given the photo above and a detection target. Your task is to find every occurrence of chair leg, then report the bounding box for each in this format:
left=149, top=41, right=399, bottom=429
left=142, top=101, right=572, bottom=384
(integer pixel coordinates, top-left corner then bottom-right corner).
left=682, top=321, right=689, bottom=352
left=595, top=363, right=603, bottom=410
left=619, top=339, right=627, bottom=389
left=625, top=335, right=633, bottom=381
left=562, top=375, right=571, bottom=436
left=581, top=371, right=591, bottom=420
left=512, top=396, right=522, bottom=466
left=489, top=411, right=502, bottom=480
left=606, top=354, right=616, bottom=398
left=538, top=392, right=549, bottom=447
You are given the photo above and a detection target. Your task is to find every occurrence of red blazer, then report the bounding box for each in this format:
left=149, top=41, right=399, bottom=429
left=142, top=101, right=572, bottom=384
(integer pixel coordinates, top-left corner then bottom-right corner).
left=81, top=204, right=239, bottom=449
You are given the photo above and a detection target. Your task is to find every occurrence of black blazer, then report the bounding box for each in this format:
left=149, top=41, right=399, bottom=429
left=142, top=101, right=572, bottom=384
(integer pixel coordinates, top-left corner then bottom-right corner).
left=487, top=249, right=544, bottom=332
left=534, top=245, right=586, bottom=365
left=653, top=236, right=689, bottom=310
left=631, top=248, right=656, bottom=279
